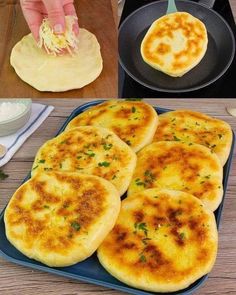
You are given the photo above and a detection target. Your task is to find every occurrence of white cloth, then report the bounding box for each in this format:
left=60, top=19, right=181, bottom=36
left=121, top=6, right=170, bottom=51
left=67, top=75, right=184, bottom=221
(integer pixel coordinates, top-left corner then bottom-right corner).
left=0, top=103, right=54, bottom=167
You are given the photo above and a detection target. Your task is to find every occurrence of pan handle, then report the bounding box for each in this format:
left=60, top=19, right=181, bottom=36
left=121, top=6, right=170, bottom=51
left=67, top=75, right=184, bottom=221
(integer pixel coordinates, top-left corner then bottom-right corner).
left=198, top=0, right=216, bottom=9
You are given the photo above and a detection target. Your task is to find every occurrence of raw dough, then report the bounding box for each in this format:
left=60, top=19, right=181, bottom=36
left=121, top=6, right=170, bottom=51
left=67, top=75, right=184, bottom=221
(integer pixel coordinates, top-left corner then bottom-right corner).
left=10, top=29, right=103, bottom=92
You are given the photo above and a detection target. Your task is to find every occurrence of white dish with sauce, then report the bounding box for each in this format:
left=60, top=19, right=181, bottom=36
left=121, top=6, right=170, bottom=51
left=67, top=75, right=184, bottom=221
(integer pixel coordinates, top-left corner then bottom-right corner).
left=0, top=99, right=32, bottom=136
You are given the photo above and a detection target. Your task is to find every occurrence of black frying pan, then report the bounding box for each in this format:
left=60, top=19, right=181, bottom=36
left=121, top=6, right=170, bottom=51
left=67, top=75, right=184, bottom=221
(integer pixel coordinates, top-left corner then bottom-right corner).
left=119, top=0, right=236, bottom=93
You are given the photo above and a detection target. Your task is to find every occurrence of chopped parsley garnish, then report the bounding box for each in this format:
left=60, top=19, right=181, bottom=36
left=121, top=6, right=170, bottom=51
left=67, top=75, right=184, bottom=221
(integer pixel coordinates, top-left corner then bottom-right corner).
left=142, top=237, right=151, bottom=245
left=211, top=144, right=216, bottom=148
left=43, top=205, right=50, bottom=209
left=144, top=170, right=156, bottom=184
left=126, top=140, right=131, bottom=146
left=105, top=134, right=112, bottom=139
left=139, top=254, right=146, bottom=263
left=59, top=163, right=63, bottom=168
left=179, top=232, right=185, bottom=240
left=134, top=222, right=148, bottom=236
left=77, top=156, right=82, bottom=159
left=135, top=179, right=146, bottom=187
left=85, top=151, right=95, bottom=157
left=131, top=106, right=136, bottom=113
left=98, top=161, right=110, bottom=167
left=0, top=170, right=8, bottom=180
left=103, top=143, right=113, bottom=150
left=125, top=98, right=142, bottom=101
left=32, top=165, right=39, bottom=170
left=112, top=175, right=117, bottom=180
left=205, top=175, right=211, bottom=179
left=44, top=167, right=52, bottom=171
left=218, top=134, right=223, bottom=139
left=71, top=221, right=81, bottom=231
left=38, top=159, right=45, bottom=163
left=173, top=135, right=181, bottom=141
left=60, top=140, right=67, bottom=144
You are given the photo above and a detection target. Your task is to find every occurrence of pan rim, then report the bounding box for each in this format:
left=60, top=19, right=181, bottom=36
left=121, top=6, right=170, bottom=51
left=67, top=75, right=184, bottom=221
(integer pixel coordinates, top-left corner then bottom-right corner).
left=118, top=0, right=236, bottom=93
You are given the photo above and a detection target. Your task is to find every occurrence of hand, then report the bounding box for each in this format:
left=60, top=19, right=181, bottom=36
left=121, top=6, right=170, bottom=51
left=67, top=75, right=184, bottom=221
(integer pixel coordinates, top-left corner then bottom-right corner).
left=20, top=0, right=79, bottom=41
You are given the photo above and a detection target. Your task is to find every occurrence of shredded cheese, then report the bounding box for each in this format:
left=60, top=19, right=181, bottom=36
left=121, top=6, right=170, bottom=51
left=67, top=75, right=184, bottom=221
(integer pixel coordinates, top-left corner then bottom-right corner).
left=38, top=15, right=79, bottom=56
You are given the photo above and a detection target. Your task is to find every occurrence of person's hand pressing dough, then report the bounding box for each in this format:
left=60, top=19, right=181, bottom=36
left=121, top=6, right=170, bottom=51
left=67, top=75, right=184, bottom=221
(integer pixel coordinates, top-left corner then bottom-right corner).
left=10, top=3, right=103, bottom=92
left=20, top=0, right=79, bottom=41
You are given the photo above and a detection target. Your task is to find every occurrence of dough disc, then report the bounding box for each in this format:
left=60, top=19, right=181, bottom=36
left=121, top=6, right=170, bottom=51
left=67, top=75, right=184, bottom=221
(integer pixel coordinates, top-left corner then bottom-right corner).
left=10, top=29, right=103, bottom=92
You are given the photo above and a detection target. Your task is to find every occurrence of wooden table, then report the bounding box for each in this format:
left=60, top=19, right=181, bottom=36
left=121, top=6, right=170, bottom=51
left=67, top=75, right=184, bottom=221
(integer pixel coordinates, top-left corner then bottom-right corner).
left=0, top=99, right=235, bottom=295
left=0, top=0, right=117, bottom=98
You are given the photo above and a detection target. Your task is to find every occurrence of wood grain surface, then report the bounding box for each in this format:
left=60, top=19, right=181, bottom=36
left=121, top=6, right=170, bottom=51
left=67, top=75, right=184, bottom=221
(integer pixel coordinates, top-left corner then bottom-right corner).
left=0, top=99, right=235, bottom=295
left=0, top=0, right=117, bottom=98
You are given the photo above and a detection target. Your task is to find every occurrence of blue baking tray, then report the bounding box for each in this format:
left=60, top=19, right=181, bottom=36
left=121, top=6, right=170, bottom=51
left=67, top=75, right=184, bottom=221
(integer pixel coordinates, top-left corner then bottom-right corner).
left=0, top=100, right=235, bottom=295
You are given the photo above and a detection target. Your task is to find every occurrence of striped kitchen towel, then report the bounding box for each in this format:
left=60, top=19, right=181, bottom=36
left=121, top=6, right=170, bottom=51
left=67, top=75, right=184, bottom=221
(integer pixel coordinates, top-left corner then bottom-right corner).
left=0, top=103, right=54, bottom=167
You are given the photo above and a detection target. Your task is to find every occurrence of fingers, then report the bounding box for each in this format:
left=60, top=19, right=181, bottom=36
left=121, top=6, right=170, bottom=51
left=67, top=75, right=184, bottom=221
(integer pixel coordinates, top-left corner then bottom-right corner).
left=20, top=0, right=43, bottom=41
left=64, top=2, right=79, bottom=35
left=42, top=0, right=65, bottom=34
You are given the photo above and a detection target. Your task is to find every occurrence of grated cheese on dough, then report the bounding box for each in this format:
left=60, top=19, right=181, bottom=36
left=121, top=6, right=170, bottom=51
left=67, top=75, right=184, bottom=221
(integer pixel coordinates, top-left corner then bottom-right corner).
left=38, top=15, right=79, bottom=55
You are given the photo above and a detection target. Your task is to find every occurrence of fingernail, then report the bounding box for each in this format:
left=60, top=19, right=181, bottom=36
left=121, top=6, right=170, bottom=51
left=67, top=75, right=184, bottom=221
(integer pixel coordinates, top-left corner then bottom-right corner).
left=54, top=24, right=63, bottom=34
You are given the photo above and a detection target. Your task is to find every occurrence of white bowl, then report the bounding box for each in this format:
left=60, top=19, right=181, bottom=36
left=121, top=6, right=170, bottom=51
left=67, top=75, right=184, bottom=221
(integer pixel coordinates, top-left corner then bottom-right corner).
left=0, top=99, right=32, bottom=137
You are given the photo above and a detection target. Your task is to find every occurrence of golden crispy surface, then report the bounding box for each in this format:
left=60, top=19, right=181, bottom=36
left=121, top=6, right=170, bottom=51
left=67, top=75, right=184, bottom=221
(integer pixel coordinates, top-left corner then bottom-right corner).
left=98, top=189, right=218, bottom=292
left=4, top=172, right=120, bottom=267
left=153, top=110, right=232, bottom=166
left=32, top=126, right=137, bottom=196
left=128, top=142, right=223, bottom=211
left=141, top=12, right=208, bottom=77
left=65, top=100, right=159, bottom=152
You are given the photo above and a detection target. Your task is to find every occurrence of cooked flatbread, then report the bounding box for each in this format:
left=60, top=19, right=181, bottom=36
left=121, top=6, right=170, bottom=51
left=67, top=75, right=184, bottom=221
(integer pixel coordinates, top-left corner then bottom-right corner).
left=4, top=171, right=120, bottom=267
left=10, top=29, right=102, bottom=92
left=65, top=100, right=158, bottom=152
left=141, top=12, right=208, bottom=77
left=128, top=141, right=223, bottom=211
left=98, top=189, right=218, bottom=293
left=32, top=126, right=137, bottom=196
left=153, top=109, right=232, bottom=166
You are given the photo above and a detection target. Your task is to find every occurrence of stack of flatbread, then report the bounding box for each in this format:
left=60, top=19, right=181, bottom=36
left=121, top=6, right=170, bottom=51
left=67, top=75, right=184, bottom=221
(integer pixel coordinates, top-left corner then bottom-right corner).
left=4, top=100, right=232, bottom=293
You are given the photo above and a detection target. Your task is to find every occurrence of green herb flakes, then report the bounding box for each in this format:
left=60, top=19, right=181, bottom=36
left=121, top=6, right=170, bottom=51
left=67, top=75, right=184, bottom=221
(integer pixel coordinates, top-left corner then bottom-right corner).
left=71, top=221, right=81, bottom=231
left=98, top=161, right=110, bottom=167
left=135, top=179, right=146, bottom=187
left=139, top=254, right=146, bottom=263
left=85, top=151, right=95, bottom=157
left=134, top=222, right=148, bottom=236
left=173, top=135, right=181, bottom=141
left=103, top=143, right=113, bottom=151
left=0, top=170, right=8, bottom=180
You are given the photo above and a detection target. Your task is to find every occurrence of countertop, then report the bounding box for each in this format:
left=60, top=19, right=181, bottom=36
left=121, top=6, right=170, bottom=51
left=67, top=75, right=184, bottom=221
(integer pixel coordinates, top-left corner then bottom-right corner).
left=0, top=0, right=117, bottom=98
left=0, top=98, right=235, bottom=295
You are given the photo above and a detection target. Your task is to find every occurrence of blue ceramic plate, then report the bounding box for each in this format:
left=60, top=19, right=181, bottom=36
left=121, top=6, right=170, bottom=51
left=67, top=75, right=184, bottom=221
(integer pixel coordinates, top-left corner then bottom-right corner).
left=0, top=100, right=234, bottom=295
